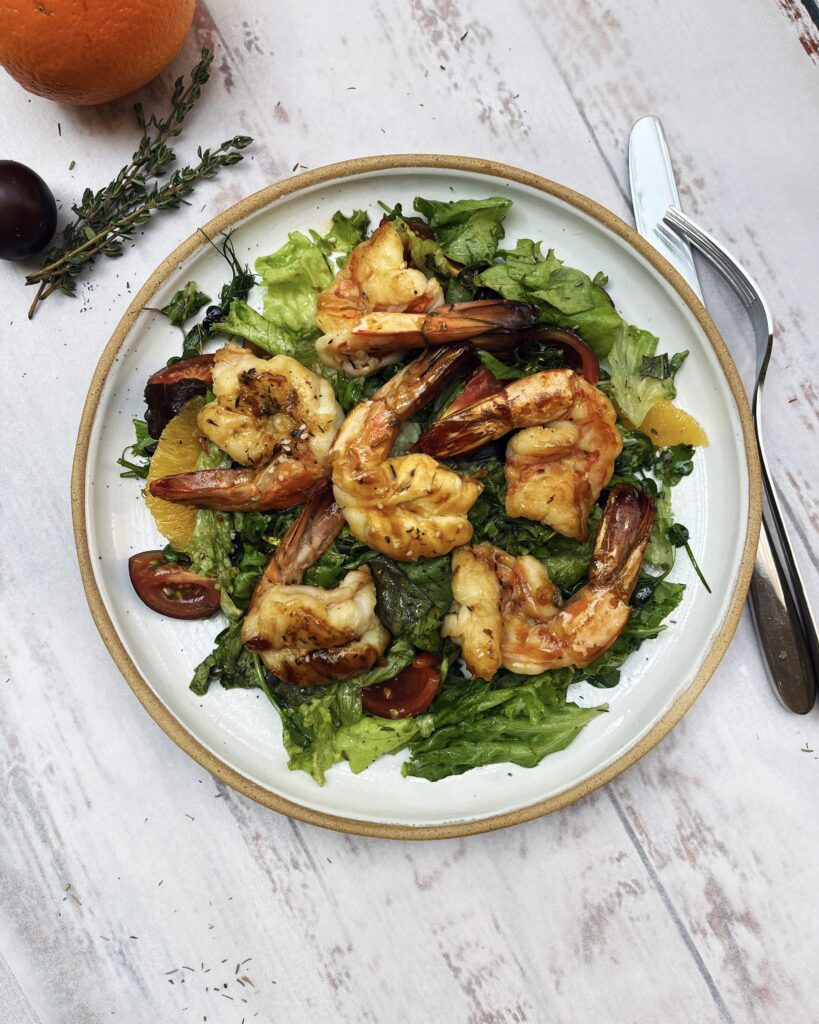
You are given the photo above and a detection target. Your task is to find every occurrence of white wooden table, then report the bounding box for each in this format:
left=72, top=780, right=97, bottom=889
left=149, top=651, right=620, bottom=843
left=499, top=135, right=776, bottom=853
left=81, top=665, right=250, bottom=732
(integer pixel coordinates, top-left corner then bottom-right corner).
left=2, top=2, right=818, bottom=1021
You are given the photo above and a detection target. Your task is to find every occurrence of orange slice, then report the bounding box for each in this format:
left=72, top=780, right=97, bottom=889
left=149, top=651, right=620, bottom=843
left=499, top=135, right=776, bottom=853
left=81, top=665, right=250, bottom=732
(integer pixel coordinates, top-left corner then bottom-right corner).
left=145, top=397, right=208, bottom=550
left=638, top=399, right=709, bottom=447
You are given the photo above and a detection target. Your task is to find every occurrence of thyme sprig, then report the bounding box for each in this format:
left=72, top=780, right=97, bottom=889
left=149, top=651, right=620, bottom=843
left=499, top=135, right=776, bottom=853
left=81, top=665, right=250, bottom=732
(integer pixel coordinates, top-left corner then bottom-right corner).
left=25, top=48, right=252, bottom=318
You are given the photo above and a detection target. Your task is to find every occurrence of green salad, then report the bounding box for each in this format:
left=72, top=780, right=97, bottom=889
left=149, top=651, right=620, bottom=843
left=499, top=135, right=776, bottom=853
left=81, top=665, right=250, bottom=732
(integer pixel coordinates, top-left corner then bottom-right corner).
left=122, top=195, right=707, bottom=785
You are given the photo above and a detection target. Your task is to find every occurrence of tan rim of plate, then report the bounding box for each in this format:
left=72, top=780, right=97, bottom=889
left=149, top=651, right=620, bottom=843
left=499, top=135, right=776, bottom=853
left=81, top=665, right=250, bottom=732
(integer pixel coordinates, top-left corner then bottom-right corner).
left=71, top=154, right=762, bottom=840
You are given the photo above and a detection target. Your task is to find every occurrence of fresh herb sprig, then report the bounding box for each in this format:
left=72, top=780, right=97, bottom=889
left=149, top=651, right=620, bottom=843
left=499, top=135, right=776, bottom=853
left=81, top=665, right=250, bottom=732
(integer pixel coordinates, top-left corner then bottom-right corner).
left=25, top=49, right=252, bottom=318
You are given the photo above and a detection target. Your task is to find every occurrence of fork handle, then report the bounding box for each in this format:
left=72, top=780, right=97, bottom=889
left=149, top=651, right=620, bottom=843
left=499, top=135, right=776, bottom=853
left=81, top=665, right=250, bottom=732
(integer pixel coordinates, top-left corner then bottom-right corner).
left=749, top=514, right=816, bottom=713
left=663, top=206, right=817, bottom=713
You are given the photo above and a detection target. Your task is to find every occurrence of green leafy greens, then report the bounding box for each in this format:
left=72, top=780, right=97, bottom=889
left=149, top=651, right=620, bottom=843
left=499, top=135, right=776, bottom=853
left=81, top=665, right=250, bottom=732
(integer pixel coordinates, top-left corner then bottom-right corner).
left=130, top=193, right=704, bottom=788
left=369, top=556, right=445, bottom=652
left=310, top=209, right=370, bottom=258
left=160, top=281, right=211, bottom=326
left=405, top=673, right=604, bottom=781
left=218, top=230, right=333, bottom=366
left=117, top=418, right=155, bottom=478
left=476, top=240, right=623, bottom=358
left=413, top=195, right=512, bottom=265
left=608, top=324, right=688, bottom=427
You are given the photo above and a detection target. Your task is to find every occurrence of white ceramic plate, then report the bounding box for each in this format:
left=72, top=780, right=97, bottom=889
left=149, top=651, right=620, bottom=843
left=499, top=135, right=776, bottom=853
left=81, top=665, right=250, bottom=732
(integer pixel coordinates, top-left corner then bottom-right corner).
left=73, top=156, right=759, bottom=838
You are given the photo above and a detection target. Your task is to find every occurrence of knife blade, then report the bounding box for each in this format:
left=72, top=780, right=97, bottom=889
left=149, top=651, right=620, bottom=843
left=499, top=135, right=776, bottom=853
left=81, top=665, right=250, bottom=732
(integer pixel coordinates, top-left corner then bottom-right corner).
left=628, top=115, right=816, bottom=714
left=628, top=116, right=703, bottom=300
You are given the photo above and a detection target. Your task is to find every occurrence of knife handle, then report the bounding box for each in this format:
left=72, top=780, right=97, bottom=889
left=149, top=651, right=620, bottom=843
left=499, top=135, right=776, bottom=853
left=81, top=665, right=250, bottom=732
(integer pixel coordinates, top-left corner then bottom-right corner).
left=749, top=513, right=816, bottom=713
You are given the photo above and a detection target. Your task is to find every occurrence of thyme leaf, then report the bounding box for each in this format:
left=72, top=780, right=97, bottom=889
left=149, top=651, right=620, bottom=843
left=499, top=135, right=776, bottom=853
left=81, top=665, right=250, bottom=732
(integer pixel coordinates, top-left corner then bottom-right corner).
left=25, top=49, right=252, bottom=317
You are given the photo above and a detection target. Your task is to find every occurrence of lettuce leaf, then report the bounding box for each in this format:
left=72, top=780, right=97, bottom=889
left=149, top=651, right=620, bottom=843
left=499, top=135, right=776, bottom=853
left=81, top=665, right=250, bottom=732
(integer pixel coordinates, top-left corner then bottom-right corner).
left=413, top=196, right=512, bottom=265
left=217, top=299, right=288, bottom=352
left=273, top=656, right=426, bottom=783
left=476, top=240, right=622, bottom=357
left=255, top=230, right=333, bottom=318
left=217, top=230, right=333, bottom=366
left=338, top=717, right=427, bottom=774
left=608, top=324, right=686, bottom=427
left=285, top=706, right=423, bottom=783
left=185, top=440, right=237, bottom=614
left=311, top=209, right=370, bottom=258
left=405, top=673, right=604, bottom=781
left=369, top=557, right=444, bottom=652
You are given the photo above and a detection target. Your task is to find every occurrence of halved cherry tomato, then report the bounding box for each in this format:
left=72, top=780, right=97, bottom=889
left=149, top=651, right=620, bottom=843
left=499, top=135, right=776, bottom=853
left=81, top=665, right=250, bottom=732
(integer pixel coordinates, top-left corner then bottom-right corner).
left=144, top=354, right=215, bottom=438
left=445, top=367, right=504, bottom=415
left=128, top=550, right=220, bottom=619
left=145, top=353, right=215, bottom=388
left=362, top=653, right=442, bottom=719
left=531, top=327, right=599, bottom=385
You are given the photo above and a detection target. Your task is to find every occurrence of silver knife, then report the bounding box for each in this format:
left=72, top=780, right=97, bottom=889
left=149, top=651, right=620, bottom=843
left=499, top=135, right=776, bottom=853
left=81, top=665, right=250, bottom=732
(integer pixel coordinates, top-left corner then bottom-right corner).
left=628, top=115, right=817, bottom=714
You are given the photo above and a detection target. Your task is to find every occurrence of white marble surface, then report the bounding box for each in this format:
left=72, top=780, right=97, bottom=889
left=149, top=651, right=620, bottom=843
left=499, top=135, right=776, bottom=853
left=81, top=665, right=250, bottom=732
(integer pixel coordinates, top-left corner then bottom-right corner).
left=1, top=1, right=817, bottom=1021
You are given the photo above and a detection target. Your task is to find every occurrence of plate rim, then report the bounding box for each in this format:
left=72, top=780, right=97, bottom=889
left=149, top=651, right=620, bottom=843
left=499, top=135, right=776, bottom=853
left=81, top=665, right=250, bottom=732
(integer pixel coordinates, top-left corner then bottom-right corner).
left=71, top=153, right=762, bottom=840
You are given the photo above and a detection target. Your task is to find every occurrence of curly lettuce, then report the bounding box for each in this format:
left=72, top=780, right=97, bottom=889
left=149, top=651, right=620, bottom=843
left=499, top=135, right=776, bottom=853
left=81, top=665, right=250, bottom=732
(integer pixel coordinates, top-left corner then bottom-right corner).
left=608, top=325, right=688, bottom=427
left=476, top=240, right=623, bottom=357
left=413, top=195, right=512, bottom=265
left=217, top=230, right=333, bottom=366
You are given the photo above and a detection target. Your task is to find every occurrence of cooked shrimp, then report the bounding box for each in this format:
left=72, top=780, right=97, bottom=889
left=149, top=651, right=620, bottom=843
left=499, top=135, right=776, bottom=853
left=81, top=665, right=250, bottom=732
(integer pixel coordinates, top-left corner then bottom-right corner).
left=442, top=546, right=503, bottom=681
left=315, top=220, right=445, bottom=376
left=329, top=345, right=483, bottom=561
left=315, top=221, right=539, bottom=376
left=243, top=488, right=390, bottom=687
left=415, top=368, right=622, bottom=541
left=443, top=485, right=656, bottom=678
left=150, top=344, right=343, bottom=512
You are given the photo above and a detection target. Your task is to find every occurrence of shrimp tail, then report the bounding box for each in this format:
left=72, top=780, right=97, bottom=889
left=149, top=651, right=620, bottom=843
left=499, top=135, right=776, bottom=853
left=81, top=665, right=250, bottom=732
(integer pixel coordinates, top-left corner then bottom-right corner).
left=413, top=391, right=514, bottom=457
left=378, top=343, right=473, bottom=419
left=422, top=299, right=541, bottom=340
left=415, top=368, right=580, bottom=459
left=590, top=485, right=656, bottom=598
left=263, top=486, right=344, bottom=589
left=149, top=458, right=327, bottom=512
left=352, top=299, right=540, bottom=350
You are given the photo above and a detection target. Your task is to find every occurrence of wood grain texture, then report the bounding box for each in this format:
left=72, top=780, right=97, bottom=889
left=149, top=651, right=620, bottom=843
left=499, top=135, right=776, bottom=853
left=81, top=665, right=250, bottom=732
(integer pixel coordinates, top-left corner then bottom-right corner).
left=0, top=1, right=817, bottom=1021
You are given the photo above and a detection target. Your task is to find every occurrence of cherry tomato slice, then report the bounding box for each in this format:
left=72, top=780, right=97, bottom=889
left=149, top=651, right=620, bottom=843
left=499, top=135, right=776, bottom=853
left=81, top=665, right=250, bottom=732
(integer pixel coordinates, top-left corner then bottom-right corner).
left=145, top=353, right=215, bottom=387
left=531, top=327, right=599, bottom=385
left=128, top=550, right=221, bottom=619
left=144, top=354, right=215, bottom=438
left=362, top=653, right=442, bottom=719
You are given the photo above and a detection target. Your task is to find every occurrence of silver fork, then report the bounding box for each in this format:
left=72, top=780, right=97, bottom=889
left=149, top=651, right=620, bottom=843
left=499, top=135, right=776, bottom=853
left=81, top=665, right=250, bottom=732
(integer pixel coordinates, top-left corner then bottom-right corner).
left=664, top=206, right=817, bottom=713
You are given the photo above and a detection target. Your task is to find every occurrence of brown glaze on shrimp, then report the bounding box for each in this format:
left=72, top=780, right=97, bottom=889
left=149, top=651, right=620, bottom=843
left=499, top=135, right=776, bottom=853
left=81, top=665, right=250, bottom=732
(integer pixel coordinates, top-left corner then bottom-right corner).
left=443, top=485, right=656, bottom=678
left=416, top=368, right=622, bottom=541
left=329, top=346, right=483, bottom=561
left=150, top=344, right=343, bottom=512
left=242, top=488, right=390, bottom=687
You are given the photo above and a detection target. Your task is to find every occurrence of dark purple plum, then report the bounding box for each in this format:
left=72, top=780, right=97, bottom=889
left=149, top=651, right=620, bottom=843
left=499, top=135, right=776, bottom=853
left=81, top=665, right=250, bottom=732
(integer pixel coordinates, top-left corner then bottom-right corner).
left=0, top=160, right=57, bottom=261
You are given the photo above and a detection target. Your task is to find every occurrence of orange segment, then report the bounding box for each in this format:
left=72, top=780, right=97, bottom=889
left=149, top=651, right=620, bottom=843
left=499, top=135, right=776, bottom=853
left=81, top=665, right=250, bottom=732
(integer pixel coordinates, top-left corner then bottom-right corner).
left=145, top=398, right=207, bottom=551
left=638, top=400, right=709, bottom=447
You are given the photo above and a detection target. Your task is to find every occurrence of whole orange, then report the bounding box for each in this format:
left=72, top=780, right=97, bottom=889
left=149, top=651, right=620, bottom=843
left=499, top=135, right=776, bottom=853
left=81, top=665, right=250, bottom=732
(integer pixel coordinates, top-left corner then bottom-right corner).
left=0, top=0, right=195, bottom=105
